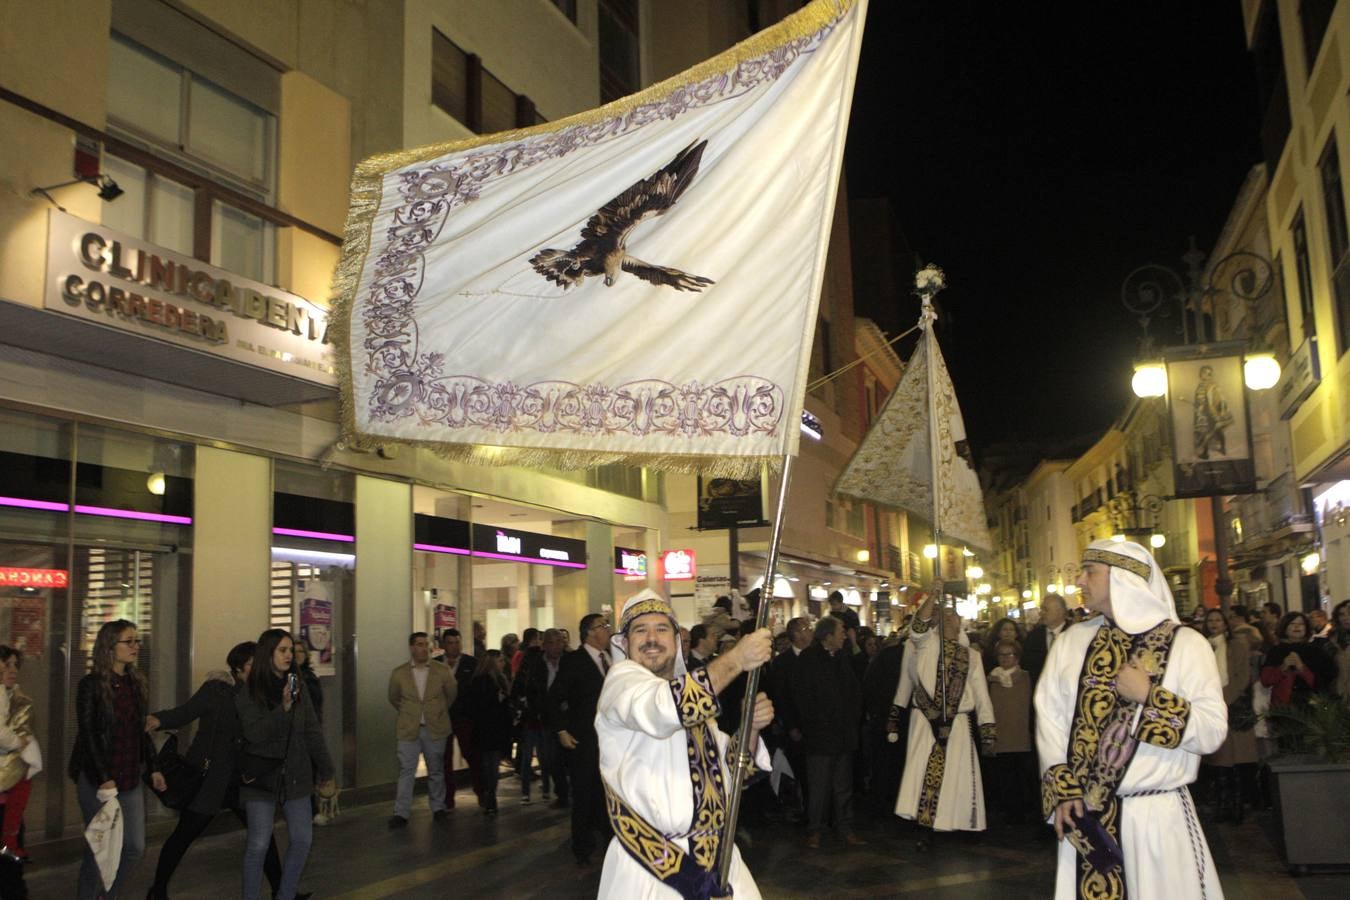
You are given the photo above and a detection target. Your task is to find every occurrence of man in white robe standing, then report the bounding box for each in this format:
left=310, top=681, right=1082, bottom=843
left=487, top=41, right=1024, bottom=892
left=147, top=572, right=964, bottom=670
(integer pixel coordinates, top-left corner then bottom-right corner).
left=890, top=587, right=996, bottom=845
left=1035, top=539, right=1227, bottom=899
left=596, top=590, right=773, bottom=899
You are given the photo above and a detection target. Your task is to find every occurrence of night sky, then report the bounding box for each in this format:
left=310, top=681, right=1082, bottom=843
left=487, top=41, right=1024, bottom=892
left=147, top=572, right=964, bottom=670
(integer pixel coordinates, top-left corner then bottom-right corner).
left=844, top=2, right=1264, bottom=453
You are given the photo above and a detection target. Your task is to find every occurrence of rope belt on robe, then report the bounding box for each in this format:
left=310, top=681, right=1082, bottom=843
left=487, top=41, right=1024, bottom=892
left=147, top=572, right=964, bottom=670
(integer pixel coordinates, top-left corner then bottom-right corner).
left=1041, top=619, right=1187, bottom=900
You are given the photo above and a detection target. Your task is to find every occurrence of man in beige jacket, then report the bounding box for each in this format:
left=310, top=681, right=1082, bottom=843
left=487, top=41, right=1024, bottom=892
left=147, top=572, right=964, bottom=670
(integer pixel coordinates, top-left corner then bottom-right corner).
left=389, top=632, right=456, bottom=827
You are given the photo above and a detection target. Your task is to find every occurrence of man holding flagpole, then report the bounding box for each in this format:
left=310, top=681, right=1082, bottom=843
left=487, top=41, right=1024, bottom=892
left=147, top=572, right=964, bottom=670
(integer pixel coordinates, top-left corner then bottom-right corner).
left=890, top=586, right=996, bottom=844
left=596, top=589, right=773, bottom=899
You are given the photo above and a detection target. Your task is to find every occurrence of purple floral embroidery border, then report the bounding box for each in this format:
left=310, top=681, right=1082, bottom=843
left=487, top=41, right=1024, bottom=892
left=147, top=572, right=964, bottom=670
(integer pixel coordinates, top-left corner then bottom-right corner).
left=354, top=13, right=846, bottom=439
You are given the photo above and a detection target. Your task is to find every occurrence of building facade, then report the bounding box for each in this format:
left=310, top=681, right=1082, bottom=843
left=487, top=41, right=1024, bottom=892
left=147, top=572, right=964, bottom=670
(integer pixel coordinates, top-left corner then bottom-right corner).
left=1242, top=0, right=1350, bottom=602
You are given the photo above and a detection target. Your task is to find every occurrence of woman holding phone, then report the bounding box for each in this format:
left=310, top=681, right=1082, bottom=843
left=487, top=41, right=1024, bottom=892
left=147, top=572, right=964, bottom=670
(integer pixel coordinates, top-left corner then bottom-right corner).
left=236, top=629, right=333, bottom=900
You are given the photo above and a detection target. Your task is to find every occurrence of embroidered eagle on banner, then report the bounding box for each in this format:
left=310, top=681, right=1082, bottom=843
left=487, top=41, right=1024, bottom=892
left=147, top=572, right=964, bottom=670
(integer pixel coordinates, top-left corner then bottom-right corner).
left=529, top=140, right=715, bottom=293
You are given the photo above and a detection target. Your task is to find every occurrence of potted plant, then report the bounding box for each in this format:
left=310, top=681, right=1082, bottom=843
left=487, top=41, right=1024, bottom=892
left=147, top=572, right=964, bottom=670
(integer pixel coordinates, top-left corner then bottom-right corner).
left=1266, top=695, right=1350, bottom=873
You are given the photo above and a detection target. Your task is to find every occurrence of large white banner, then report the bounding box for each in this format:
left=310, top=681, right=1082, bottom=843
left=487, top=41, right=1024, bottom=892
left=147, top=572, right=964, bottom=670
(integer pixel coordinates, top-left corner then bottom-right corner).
left=333, top=0, right=868, bottom=476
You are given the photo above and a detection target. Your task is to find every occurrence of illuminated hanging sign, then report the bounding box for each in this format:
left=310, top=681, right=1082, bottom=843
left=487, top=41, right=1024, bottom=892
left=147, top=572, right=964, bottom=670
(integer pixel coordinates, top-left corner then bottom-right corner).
left=660, top=549, right=696, bottom=581
left=44, top=210, right=336, bottom=385
left=614, top=546, right=648, bottom=577
left=469, top=523, right=587, bottom=568
left=0, top=567, right=69, bottom=588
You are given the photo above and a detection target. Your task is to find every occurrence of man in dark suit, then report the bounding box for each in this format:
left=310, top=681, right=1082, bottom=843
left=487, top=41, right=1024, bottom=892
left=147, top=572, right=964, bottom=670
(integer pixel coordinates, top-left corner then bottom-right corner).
left=769, top=617, right=813, bottom=818
left=686, top=624, right=716, bottom=670
left=791, top=616, right=864, bottom=849
left=1020, top=592, right=1068, bottom=685
left=440, top=628, right=479, bottom=807
left=546, top=612, right=613, bottom=865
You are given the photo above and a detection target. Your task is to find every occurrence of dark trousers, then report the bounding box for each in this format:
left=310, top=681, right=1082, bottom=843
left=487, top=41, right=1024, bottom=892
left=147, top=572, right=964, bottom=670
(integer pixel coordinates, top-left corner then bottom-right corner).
left=152, top=806, right=282, bottom=894
left=987, top=751, right=1037, bottom=820
left=568, top=743, right=610, bottom=860
left=867, top=726, right=904, bottom=813
left=480, top=749, right=502, bottom=812
left=447, top=718, right=482, bottom=804
left=782, top=735, right=808, bottom=813
left=806, top=752, right=854, bottom=835
left=548, top=733, right=570, bottom=802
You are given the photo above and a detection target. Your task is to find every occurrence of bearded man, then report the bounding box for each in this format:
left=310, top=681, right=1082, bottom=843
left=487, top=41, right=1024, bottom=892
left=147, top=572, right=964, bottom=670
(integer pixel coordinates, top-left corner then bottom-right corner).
left=596, top=590, right=773, bottom=899
left=1035, top=540, right=1227, bottom=899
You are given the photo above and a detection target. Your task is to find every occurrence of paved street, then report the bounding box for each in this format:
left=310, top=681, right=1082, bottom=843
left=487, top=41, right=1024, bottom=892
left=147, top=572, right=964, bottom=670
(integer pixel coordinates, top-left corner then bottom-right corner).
left=22, top=773, right=1350, bottom=899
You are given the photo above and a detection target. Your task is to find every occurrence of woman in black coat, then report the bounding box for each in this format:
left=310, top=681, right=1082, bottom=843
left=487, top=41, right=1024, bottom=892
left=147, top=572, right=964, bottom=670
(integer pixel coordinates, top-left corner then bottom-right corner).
left=466, top=650, right=514, bottom=815
left=144, top=642, right=283, bottom=900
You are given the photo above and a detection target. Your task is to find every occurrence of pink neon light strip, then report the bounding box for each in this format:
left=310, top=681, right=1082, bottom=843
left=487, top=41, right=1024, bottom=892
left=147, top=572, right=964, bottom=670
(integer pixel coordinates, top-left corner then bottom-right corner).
left=272, top=527, right=355, bottom=543
left=74, top=504, right=192, bottom=525
left=1, top=496, right=192, bottom=525
left=472, top=549, right=587, bottom=569
left=0, top=496, right=68, bottom=513
left=414, top=542, right=471, bottom=556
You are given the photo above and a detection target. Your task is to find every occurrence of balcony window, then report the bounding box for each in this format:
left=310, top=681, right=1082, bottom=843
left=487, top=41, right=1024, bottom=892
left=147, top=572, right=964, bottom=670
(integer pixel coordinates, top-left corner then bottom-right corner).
left=1292, top=207, right=1316, bottom=339
left=107, top=33, right=275, bottom=199
left=100, top=154, right=194, bottom=257
left=212, top=201, right=276, bottom=285
left=599, top=0, right=641, bottom=102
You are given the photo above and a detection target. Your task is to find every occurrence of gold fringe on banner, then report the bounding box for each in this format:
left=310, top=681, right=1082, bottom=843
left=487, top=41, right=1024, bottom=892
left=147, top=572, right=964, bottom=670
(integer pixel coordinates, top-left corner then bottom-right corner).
left=327, top=0, right=857, bottom=477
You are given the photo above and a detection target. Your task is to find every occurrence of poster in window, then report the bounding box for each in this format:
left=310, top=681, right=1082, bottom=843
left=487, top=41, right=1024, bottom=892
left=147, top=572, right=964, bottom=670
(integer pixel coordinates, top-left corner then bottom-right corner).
left=1164, top=347, right=1256, bottom=498
left=8, top=597, right=45, bottom=658
left=298, top=584, right=335, bottom=676
left=434, top=602, right=458, bottom=635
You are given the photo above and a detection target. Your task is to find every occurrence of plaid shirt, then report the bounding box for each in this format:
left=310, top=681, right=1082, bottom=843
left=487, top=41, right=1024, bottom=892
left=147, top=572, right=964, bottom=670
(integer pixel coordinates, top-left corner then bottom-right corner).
left=109, top=672, right=143, bottom=790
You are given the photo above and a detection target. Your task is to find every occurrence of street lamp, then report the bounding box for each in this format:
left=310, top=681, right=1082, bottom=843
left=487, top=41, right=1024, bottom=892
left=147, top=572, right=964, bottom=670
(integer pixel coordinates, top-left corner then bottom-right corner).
left=1120, top=242, right=1279, bottom=615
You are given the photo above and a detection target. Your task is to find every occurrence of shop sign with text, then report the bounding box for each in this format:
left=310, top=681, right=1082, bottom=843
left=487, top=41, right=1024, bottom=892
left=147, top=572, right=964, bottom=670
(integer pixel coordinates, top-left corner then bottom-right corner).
left=470, top=523, right=587, bottom=568
left=660, top=549, right=696, bottom=581
left=614, top=546, right=648, bottom=577
left=44, top=210, right=336, bottom=385
left=0, top=567, right=69, bottom=588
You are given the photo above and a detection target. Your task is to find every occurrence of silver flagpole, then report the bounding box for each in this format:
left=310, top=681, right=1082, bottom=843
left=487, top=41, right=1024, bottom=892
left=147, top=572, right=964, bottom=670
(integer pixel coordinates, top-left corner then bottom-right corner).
left=918, top=267, right=948, bottom=719
left=716, top=453, right=794, bottom=891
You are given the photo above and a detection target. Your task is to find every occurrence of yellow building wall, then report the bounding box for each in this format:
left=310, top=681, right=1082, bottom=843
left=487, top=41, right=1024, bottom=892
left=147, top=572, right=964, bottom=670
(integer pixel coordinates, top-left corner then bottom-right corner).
left=1264, top=0, right=1350, bottom=480
left=190, top=447, right=272, bottom=686
left=279, top=71, right=351, bottom=237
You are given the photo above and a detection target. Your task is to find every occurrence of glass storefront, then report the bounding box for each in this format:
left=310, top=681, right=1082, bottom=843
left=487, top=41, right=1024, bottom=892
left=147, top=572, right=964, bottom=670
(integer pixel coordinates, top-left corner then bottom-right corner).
left=271, top=461, right=355, bottom=786
left=0, top=409, right=193, bottom=839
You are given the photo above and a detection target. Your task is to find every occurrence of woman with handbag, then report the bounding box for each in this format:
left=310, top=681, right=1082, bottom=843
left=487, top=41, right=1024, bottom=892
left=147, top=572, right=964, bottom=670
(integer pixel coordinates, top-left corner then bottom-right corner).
left=237, top=630, right=333, bottom=900
left=144, top=642, right=285, bottom=900
left=67, top=619, right=166, bottom=899
left=1200, top=609, right=1258, bottom=823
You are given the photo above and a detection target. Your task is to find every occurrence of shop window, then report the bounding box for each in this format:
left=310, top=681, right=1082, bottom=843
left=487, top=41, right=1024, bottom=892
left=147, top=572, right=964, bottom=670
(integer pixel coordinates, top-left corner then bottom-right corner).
left=599, top=0, right=641, bottom=102
left=272, top=461, right=354, bottom=783
left=0, top=413, right=194, bottom=836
